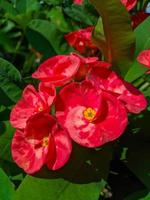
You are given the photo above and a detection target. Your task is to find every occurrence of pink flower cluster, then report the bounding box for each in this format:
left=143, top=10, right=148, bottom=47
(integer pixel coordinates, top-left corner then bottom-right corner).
left=10, top=51, right=147, bottom=174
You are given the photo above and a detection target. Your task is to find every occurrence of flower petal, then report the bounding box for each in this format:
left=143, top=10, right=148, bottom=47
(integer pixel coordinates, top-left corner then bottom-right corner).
left=65, top=27, right=97, bottom=53
left=11, top=130, right=46, bottom=174
left=10, top=84, right=53, bottom=129
left=121, top=0, right=137, bottom=11
left=88, top=67, right=147, bottom=113
left=32, top=55, right=80, bottom=86
left=137, top=49, right=150, bottom=67
left=46, top=125, right=72, bottom=170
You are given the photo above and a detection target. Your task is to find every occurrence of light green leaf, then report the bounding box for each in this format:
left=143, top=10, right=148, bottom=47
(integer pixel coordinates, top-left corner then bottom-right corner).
left=125, top=17, right=150, bottom=82
left=47, top=7, right=72, bottom=33
left=14, top=176, right=105, bottom=200
left=135, top=17, right=150, bottom=56
left=0, top=168, right=15, bottom=200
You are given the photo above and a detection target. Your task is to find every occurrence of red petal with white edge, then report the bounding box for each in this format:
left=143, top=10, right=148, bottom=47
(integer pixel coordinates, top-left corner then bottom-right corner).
left=137, top=49, right=150, bottom=67
left=46, top=125, right=72, bottom=170
left=88, top=67, right=147, bottom=114
left=121, top=0, right=137, bottom=11
left=11, top=130, right=46, bottom=174
left=32, top=55, right=80, bottom=86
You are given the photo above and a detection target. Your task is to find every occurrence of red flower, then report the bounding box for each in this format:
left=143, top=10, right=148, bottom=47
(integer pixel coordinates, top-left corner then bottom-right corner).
left=32, top=54, right=98, bottom=85
left=65, top=27, right=98, bottom=54
left=32, top=54, right=80, bottom=86
left=10, top=83, right=56, bottom=129
left=56, top=81, right=127, bottom=148
left=121, top=0, right=137, bottom=11
left=87, top=66, right=147, bottom=113
left=73, top=0, right=83, bottom=5
left=11, top=112, right=72, bottom=174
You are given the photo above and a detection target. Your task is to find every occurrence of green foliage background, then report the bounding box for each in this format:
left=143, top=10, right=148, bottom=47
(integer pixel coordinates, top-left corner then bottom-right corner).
left=0, top=0, right=150, bottom=199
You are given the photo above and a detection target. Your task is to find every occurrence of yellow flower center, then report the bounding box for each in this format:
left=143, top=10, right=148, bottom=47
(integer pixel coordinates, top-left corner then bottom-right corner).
left=38, top=106, right=43, bottom=112
left=83, top=107, right=96, bottom=121
left=42, top=137, right=49, bottom=147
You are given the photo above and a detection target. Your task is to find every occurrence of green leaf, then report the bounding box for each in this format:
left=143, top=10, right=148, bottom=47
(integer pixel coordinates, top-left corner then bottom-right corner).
left=90, top=0, right=135, bottom=76
left=14, top=0, right=40, bottom=13
left=121, top=111, right=150, bottom=189
left=0, top=121, right=15, bottom=162
left=44, top=0, right=63, bottom=6
left=47, top=7, right=72, bottom=33
left=125, top=139, right=150, bottom=189
left=0, top=58, right=22, bottom=103
left=64, top=4, right=97, bottom=26
left=135, top=17, right=150, bottom=56
left=26, top=19, right=73, bottom=58
left=0, top=0, right=17, bottom=15
left=14, top=176, right=105, bottom=200
left=0, top=168, right=15, bottom=200
left=14, top=144, right=112, bottom=200
left=125, top=17, right=150, bottom=82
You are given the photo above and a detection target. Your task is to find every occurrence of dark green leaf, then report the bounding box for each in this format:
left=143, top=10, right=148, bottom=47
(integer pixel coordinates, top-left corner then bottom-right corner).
left=64, top=4, right=97, bottom=26
left=0, top=121, right=15, bottom=162
left=0, top=58, right=22, bottom=103
left=124, top=190, right=150, bottom=200
left=26, top=19, right=73, bottom=58
left=15, top=0, right=40, bottom=13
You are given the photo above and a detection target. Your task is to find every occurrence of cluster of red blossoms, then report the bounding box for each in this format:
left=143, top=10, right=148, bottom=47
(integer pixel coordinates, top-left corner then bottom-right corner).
left=10, top=51, right=147, bottom=174
left=73, top=0, right=137, bottom=11
left=10, top=1, right=148, bottom=174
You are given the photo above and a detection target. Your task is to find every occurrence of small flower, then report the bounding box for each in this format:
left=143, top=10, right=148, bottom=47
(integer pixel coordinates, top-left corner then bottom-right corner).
left=56, top=81, right=128, bottom=148
left=121, top=0, right=137, bottom=11
left=65, top=27, right=98, bottom=54
left=10, top=83, right=56, bottom=129
left=73, top=0, right=83, bottom=5
left=87, top=66, right=147, bottom=114
left=11, top=112, right=72, bottom=174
